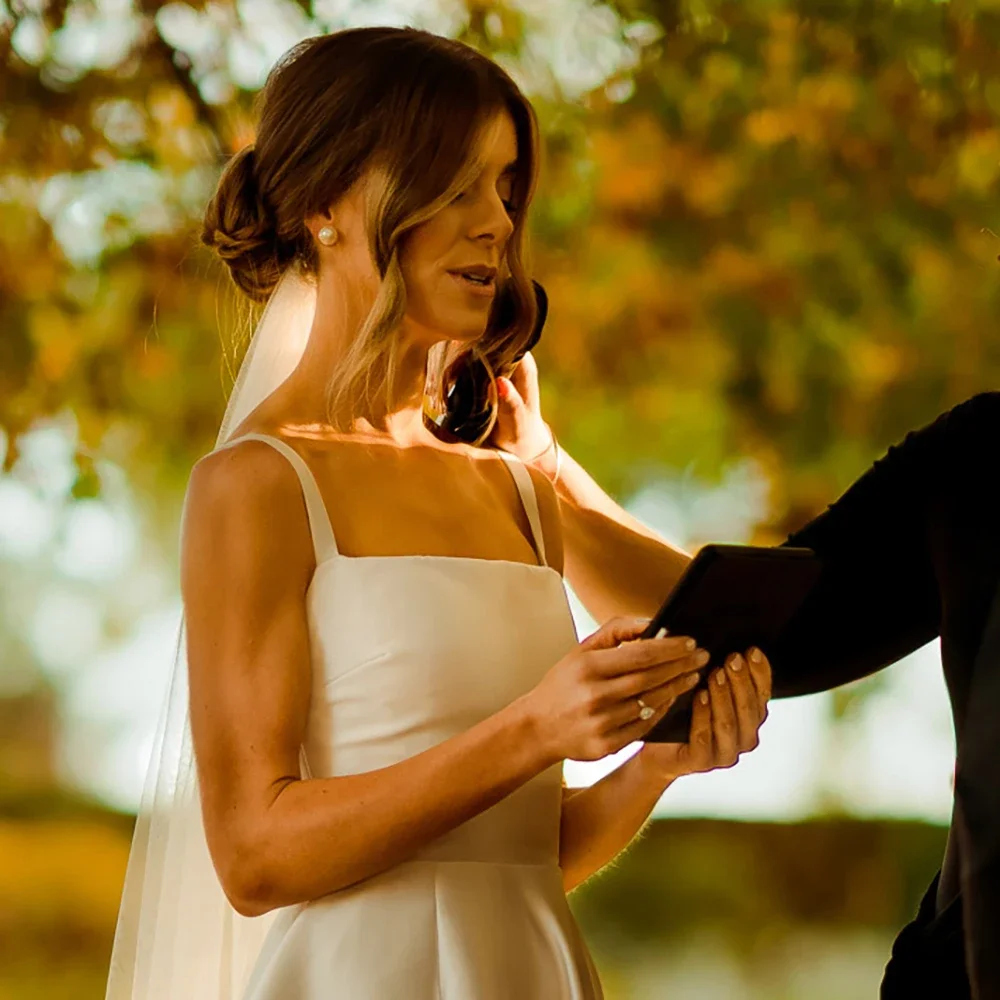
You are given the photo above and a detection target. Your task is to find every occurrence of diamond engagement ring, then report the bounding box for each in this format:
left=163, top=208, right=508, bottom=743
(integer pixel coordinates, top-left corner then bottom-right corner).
left=636, top=698, right=654, bottom=721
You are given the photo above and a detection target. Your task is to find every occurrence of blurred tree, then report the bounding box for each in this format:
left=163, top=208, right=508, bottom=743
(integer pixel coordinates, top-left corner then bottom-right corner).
left=0, top=0, right=652, bottom=800
left=0, top=799, right=949, bottom=1000
left=0, top=6, right=975, bottom=994
left=0, top=0, right=645, bottom=516
left=542, top=0, right=1000, bottom=523
left=4, top=0, right=994, bottom=763
left=3, top=0, right=999, bottom=530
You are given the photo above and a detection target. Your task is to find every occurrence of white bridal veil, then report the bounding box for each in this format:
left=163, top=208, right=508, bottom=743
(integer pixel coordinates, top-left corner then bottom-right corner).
left=105, top=263, right=318, bottom=1000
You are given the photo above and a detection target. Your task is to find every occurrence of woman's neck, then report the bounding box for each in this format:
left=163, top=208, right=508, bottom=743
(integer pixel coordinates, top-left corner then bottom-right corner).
left=276, top=273, right=457, bottom=448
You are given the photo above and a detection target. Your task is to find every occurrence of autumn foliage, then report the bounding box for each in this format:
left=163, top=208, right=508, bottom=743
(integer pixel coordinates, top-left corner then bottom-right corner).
left=0, top=1, right=989, bottom=996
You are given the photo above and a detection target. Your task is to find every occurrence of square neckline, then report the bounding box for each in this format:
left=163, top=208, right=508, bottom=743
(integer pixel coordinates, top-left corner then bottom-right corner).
left=327, top=552, right=559, bottom=573
left=305, top=551, right=564, bottom=603
left=219, top=431, right=557, bottom=576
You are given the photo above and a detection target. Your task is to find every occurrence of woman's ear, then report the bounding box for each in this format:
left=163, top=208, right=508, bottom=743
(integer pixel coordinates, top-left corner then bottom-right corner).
left=304, top=206, right=337, bottom=244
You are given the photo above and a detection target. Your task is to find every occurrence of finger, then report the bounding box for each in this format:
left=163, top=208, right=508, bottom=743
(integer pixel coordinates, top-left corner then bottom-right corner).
left=725, top=653, right=760, bottom=751
left=684, top=687, right=714, bottom=767
left=667, top=688, right=713, bottom=773
left=512, top=351, right=541, bottom=411
left=602, top=649, right=709, bottom=701
left=707, top=662, right=739, bottom=767
left=496, top=376, right=526, bottom=413
left=605, top=671, right=701, bottom=729
left=614, top=703, right=683, bottom=747
left=490, top=382, right=520, bottom=450
left=578, top=616, right=657, bottom=652
left=589, top=634, right=699, bottom=678
left=746, top=646, right=772, bottom=704
left=580, top=616, right=694, bottom=663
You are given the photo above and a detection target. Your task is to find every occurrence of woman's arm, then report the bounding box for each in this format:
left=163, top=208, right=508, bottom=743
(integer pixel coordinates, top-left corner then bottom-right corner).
left=554, top=448, right=690, bottom=623
left=526, top=409, right=774, bottom=894
left=183, top=441, right=704, bottom=918
left=559, top=751, right=675, bottom=893
left=558, top=649, right=771, bottom=892
left=184, top=443, right=550, bottom=916
left=493, top=356, right=691, bottom=623
left=494, top=353, right=951, bottom=697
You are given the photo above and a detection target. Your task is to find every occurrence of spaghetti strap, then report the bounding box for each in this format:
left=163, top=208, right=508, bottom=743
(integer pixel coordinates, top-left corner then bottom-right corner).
left=216, top=432, right=340, bottom=564
left=495, top=450, right=548, bottom=568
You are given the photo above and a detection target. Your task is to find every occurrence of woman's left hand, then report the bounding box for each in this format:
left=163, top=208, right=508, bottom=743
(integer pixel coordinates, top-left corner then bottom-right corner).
left=637, top=648, right=772, bottom=787
left=489, top=351, right=553, bottom=462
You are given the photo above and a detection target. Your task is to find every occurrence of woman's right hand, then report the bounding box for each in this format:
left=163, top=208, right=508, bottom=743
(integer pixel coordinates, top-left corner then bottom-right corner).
left=524, top=616, right=710, bottom=763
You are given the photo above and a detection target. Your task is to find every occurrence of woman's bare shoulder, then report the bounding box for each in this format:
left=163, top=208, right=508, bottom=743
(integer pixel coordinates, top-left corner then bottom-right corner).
left=183, top=437, right=315, bottom=583
left=188, top=437, right=301, bottom=518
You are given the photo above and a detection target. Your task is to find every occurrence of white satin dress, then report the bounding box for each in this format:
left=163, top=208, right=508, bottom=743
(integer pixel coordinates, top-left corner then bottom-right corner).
left=217, top=433, right=604, bottom=1000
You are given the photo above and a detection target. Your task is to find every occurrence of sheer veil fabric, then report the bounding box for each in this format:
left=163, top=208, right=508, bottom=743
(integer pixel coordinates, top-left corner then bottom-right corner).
left=105, top=264, right=318, bottom=1000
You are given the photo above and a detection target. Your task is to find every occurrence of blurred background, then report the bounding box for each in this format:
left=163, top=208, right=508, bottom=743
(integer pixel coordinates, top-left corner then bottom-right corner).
left=1, top=0, right=997, bottom=996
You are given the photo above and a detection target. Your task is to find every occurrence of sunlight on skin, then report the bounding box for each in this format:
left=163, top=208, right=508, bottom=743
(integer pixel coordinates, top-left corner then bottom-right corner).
left=0, top=427, right=954, bottom=822
left=2, top=426, right=956, bottom=822
left=562, top=477, right=955, bottom=824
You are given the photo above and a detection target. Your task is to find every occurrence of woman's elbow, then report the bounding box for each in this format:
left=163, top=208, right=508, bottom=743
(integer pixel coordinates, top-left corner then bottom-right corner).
left=216, top=839, right=280, bottom=918
left=226, top=888, right=271, bottom=919
left=225, top=877, right=275, bottom=918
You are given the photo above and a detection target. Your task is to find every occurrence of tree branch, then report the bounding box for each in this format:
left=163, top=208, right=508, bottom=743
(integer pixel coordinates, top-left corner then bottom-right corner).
left=133, top=1, right=226, bottom=158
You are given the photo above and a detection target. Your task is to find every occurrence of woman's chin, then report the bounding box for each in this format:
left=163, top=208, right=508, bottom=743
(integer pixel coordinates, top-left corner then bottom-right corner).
left=403, top=305, right=490, bottom=345
left=441, top=315, right=491, bottom=343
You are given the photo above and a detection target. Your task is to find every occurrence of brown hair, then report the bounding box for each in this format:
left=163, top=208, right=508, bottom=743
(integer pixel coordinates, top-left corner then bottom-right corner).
left=201, top=26, right=541, bottom=439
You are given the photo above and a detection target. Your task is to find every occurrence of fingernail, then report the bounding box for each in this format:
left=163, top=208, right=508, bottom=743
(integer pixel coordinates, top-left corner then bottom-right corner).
left=749, top=647, right=763, bottom=663
left=684, top=638, right=696, bottom=652
left=730, top=654, right=743, bottom=672
left=686, top=673, right=700, bottom=688
left=695, top=649, right=710, bottom=667
left=699, top=690, right=709, bottom=705
left=715, top=670, right=727, bottom=686
left=633, top=617, right=652, bottom=626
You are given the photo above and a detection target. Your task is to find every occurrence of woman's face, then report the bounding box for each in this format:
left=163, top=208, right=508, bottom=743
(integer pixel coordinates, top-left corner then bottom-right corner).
left=399, top=108, right=519, bottom=345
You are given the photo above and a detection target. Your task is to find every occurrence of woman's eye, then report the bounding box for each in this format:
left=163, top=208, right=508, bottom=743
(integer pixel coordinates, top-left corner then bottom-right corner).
left=449, top=190, right=515, bottom=215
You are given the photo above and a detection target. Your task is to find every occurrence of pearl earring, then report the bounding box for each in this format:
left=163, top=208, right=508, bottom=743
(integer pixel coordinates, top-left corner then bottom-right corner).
left=317, top=226, right=338, bottom=246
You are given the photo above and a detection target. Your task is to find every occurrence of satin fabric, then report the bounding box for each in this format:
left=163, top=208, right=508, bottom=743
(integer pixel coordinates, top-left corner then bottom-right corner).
left=216, top=432, right=604, bottom=1000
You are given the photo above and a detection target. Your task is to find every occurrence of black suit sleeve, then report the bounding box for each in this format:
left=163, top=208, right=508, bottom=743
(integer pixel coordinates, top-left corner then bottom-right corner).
left=956, top=600, right=1000, bottom=999
left=770, top=411, right=944, bottom=698
left=766, top=392, right=1000, bottom=998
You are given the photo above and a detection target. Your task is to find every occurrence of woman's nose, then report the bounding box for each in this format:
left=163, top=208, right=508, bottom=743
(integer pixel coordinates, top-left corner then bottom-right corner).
left=472, top=194, right=514, bottom=243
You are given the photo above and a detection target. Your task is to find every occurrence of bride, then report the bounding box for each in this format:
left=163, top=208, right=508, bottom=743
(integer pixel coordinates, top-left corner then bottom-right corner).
left=106, top=24, right=771, bottom=1000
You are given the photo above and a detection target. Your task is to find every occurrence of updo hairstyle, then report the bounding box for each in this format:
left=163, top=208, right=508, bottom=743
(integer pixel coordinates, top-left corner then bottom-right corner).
left=200, top=26, right=541, bottom=433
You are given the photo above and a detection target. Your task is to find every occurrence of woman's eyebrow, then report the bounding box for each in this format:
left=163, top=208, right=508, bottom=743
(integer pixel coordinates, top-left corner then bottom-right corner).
left=472, top=158, right=516, bottom=179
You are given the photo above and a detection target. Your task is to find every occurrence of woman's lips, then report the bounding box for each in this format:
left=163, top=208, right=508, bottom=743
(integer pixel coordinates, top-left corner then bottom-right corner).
left=449, top=271, right=496, bottom=298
